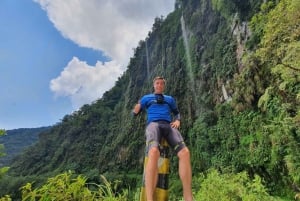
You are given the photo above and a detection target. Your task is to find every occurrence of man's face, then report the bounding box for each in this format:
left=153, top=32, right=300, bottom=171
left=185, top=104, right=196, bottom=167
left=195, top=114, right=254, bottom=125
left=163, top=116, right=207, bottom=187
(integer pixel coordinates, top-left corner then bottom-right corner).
left=153, top=79, right=165, bottom=94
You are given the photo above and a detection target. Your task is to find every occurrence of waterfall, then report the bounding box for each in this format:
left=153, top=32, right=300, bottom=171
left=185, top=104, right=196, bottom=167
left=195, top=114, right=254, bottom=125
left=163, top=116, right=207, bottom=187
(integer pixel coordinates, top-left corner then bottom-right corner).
left=180, top=15, right=195, bottom=87
left=180, top=15, right=199, bottom=115
left=145, top=40, right=150, bottom=81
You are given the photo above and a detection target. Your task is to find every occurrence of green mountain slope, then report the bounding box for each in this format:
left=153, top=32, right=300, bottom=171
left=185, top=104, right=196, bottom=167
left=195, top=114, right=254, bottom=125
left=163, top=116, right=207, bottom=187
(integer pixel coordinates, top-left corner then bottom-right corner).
left=1, top=0, right=299, bottom=199
left=0, top=127, right=51, bottom=167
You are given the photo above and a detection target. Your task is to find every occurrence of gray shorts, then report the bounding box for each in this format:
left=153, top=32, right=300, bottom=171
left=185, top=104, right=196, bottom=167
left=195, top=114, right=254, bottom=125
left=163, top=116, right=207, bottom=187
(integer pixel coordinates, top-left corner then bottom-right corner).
left=145, top=121, right=186, bottom=154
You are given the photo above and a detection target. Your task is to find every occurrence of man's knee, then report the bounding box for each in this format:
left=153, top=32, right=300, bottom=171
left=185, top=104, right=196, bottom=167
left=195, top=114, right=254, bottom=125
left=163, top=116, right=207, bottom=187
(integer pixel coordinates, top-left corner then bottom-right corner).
left=177, top=147, right=190, bottom=159
left=148, top=147, right=160, bottom=158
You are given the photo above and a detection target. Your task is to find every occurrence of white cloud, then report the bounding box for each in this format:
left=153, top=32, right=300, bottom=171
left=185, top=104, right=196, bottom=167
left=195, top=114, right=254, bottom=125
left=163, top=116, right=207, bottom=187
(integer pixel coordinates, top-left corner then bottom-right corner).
left=50, top=57, right=122, bottom=109
left=34, top=0, right=174, bottom=66
left=34, top=0, right=174, bottom=108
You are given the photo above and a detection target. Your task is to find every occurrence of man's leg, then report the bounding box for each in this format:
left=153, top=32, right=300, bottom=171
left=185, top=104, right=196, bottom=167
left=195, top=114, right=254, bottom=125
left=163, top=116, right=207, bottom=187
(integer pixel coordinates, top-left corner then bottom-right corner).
left=177, top=147, right=193, bottom=201
left=145, top=147, right=160, bottom=201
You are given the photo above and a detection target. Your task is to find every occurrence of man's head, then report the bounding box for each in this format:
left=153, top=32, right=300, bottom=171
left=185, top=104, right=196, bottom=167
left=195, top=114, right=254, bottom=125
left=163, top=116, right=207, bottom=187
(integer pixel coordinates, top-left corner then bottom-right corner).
left=153, top=76, right=166, bottom=94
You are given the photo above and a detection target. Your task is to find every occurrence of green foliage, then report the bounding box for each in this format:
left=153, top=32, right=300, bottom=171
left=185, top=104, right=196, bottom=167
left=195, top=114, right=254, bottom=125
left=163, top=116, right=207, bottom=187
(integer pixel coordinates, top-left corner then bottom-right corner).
left=0, top=129, right=5, bottom=158
left=233, top=0, right=300, bottom=112
left=191, top=97, right=298, bottom=197
left=199, top=1, right=300, bottom=199
left=0, top=144, right=5, bottom=159
left=0, top=167, right=9, bottom=180
left=0, top=129, right=9, bottom=180
left=0, top=127, right=49, bottom=167
left=211, top=0, right=261, bottom=21
left=20, top=171, right=128, bottom=201
left=211, top=0, right=235, bottom=20
left=1, top=170, right=283, bottom=201
left=0, top=130, right=10, bottom=200
left=195, top=169, right=280, bottom=201
left=0, top=195, right=11, bottom=201
left=255, top=0, right=300, bottom=187
left=246, top=1, right=276, bottom=50
left=257, top=0, right=300, bottom=107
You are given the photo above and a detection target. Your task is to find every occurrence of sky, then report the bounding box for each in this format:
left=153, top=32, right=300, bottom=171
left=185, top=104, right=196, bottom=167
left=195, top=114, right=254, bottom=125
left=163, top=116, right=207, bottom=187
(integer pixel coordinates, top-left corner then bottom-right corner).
left=0, top=0, right=175, bottom=130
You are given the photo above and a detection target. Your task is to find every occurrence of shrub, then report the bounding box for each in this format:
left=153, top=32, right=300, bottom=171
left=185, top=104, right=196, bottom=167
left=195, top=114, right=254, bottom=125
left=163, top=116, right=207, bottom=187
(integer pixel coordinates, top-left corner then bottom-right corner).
left=195, top=169, right=281, bottom=201
left=20, top=171, right=128, bottom=201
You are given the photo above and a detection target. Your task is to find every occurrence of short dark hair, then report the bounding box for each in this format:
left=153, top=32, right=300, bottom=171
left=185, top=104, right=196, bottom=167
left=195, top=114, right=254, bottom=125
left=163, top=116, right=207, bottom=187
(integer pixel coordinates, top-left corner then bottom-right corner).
left=153, top=76, right=166, bottom=84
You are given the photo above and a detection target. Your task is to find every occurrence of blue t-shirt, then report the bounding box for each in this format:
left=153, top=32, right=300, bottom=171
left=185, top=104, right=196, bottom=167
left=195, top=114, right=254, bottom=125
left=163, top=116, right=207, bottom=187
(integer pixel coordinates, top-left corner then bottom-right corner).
left=140, top=94, right=180, bottom=124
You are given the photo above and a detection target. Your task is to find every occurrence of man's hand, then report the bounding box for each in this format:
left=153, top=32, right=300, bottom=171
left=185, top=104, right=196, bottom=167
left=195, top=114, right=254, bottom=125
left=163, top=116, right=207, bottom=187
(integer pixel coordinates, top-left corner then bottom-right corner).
left=132, top=103, right=141, bottom=116
left=170, top=119, right=180, bottom=129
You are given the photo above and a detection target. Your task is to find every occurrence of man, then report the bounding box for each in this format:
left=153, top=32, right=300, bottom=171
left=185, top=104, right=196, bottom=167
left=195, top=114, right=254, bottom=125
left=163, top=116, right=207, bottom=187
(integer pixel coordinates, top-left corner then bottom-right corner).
left=132, top=76, right=193, bottom=201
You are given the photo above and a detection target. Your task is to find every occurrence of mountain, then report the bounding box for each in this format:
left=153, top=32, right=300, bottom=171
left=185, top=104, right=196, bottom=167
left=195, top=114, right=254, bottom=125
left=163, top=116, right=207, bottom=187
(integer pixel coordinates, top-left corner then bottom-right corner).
left=0, top=127, right=51, bottom=167
left=7, top=0, right=225, bottom=176
left=1, top=0, right=299, bottom=199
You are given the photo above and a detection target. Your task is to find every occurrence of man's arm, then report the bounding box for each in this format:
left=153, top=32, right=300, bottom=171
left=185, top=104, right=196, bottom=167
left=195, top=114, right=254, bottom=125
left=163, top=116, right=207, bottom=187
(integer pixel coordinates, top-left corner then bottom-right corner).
left=170, top=97, right=181, bottom=128
left=132, top=102, right=142, bottom=116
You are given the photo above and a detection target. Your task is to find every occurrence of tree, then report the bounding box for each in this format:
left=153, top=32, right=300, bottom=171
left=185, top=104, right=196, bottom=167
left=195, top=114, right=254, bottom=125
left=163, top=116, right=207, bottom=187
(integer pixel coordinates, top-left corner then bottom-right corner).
left=256, top=0, right=300, bottom=185
left=0, top=129, right=9, bottom=180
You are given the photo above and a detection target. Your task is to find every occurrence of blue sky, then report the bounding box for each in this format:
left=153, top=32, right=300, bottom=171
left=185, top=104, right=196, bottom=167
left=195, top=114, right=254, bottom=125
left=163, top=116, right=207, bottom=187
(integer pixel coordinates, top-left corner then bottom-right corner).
left=0, top=0, right=174, bottom=130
